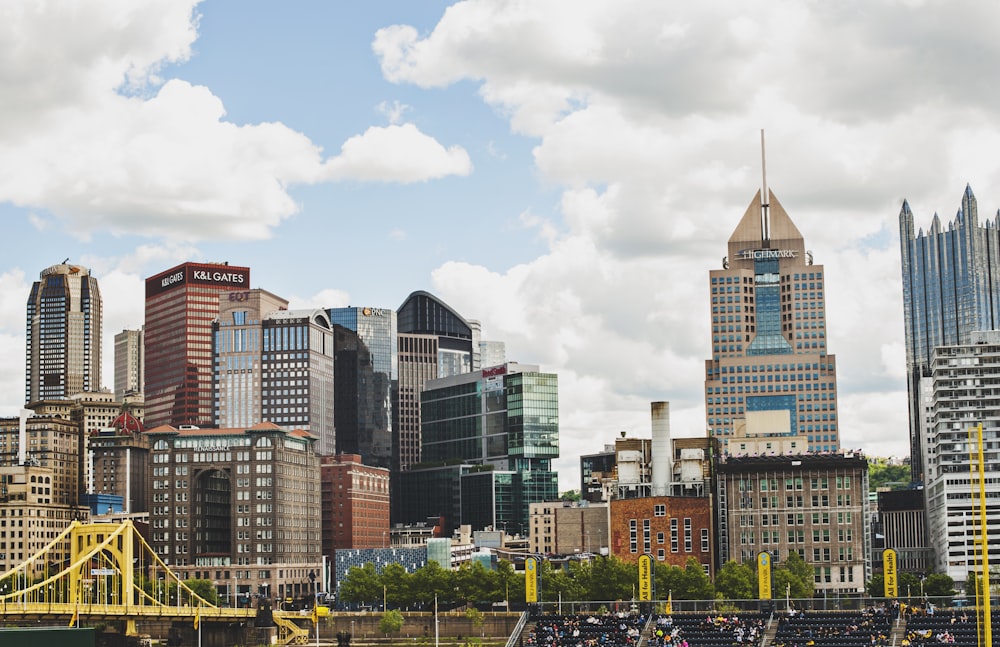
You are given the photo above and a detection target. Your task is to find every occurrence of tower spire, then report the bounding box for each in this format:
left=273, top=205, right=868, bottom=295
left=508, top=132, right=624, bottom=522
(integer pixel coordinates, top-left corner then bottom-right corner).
left=761, top=129, right=770, bottom=245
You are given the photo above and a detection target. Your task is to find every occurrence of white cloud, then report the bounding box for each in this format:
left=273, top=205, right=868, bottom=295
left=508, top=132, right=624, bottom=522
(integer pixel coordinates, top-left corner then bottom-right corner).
left=325, top=123, right=472, bottom=183
left=0, top=2, right=471, bottom=245
left=373, top=0, right=1000, bottom=484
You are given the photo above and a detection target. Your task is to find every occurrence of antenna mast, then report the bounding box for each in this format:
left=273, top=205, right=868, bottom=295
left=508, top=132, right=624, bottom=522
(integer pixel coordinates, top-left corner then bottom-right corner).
left=760, top=129, right=770, bottom=245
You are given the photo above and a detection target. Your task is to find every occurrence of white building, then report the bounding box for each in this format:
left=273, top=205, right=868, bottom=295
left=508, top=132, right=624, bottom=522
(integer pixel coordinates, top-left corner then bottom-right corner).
left=924, top=331, right=1000, bottom=588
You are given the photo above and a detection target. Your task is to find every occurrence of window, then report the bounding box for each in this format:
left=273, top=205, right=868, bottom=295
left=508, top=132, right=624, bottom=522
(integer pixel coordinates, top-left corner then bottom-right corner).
left=654, top=504, right=666, bottom=517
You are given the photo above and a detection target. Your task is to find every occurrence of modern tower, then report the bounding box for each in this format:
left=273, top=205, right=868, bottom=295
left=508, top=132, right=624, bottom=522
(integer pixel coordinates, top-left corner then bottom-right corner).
left=114, top=328, right=144, bottom=401
left=898, top=185, right=1000, bottom=482
left=327, top=306, right=397, bottom=466
left=144, top=262, right=249, bottom=429
left=397, top=362, right=559, bottom=536
left=394, top=292, right=478, bottom=473
left=25, top=262, right=102, bottom=403
left=705, top=189, right=840, bottom=453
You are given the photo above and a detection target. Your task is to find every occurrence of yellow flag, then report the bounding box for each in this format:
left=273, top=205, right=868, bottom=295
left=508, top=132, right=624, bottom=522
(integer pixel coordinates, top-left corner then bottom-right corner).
left=193, top=605, right=200, bottom=630
left=665, top=592, right=672, bottom=615
left=312, top=604, right=319, bottom=625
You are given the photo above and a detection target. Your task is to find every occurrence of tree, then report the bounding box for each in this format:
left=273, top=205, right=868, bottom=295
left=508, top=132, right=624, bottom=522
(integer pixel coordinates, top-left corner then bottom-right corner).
left=455, top=561, right=500, bottom=606
left=410, top=560, right=456, bottom=609
left=772, top=551, right=812, bottom=599
left=866, top=573, right=886, bottom=598
left=923, top=573, right=955, bottom=599
left=184, top=579, right=219, bottom=605
left=673, top=558, right=714, bottom=601
left=379, top=609, right=405, bottom=637
left=380, top=563, right=411, bottom=609
left=868, top=460, right=910, bottom=491
left=339, top=563, right=382, bottom=607
left=560, top=490, right=582, bottom=502
left=714, top=560, right=756, bottom=600
left=465, top=607, right=485, bottom=637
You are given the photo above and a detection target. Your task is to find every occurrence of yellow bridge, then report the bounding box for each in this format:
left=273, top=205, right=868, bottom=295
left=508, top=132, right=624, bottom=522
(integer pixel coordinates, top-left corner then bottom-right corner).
left=0, top=519, right=315, bottom=644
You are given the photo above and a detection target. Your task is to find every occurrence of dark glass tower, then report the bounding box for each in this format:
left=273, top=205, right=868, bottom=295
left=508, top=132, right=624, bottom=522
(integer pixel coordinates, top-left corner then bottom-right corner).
left=327, top=306, right=396, bottom=467
left=398, top=363, right=559, bottom=536
left=899, top=185, right=1000, bottom=481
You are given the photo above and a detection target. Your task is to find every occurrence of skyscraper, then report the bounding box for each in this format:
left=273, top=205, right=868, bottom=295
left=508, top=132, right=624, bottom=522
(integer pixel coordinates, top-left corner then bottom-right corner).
left=113, top=328, right=144, bottom=401
left=394, top=292, right=478, bottom=473
left=25, top=262, right=102, bottom=403
left=705, top=190, right=840, bottom=453
left=398, top=362, right=559, bottom=536
left=327, top=306, right=397, bottom=466
left=144, top=262, right=249, bottom=429
left=898, top=185, right=1000, bottom=481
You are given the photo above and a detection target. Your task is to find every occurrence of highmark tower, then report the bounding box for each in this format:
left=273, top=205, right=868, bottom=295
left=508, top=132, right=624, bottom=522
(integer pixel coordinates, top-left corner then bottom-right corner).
left=705, top=188, right=839, bottom=454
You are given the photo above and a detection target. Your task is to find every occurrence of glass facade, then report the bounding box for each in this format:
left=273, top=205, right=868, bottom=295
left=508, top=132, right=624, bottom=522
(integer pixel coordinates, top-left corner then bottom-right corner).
left=327, top=307, right=397, bottom=467
left=405, top=364, right=559, bottom=536
left=706, top=191, right=839, bottom=453
left=25, top=263, right=102, bottom=403
left=899, top=185, right=1000, bottom=480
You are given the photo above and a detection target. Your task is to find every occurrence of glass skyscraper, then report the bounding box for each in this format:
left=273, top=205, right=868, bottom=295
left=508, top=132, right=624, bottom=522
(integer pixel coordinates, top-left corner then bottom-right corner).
left=398, top=363, right=559, bottom=536
left=705, top=190, right=839, bottom=453
left=26, top=262, right=102, bottom=403
left=327, top=306, right=397, bottom=467
left=899, top=185, right=1000, bottom=482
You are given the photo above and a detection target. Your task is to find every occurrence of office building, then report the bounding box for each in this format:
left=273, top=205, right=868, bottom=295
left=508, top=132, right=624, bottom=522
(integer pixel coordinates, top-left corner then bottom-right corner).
left=144, top=262, right=250, bottom=429
left=0, top=464, right=83, bottom=575
left=145, top=421, right=321, bottom=601
left=395, top=292, right=479, bottom=474
left=3, top=407, right=84, bottom=507
left=715, top=452, right=870, bottom=594
left=899, top=186, right=1000, bottom=482
left=398, top=362, right=559, bottom=537
left=706, top=189, right=840, bottom=453
left=25, top=262, right=102, bottom=403
left=320, top=454, right=390, bottom=554
left=213, top=289, right=290, bottom=429
left=922, top=331, right=1000, bottom=588
left=874, top=489, right=929, bottom=575
left=114, top=328, right=144, bottom=401
left=327, top=307, right=397, bottom=466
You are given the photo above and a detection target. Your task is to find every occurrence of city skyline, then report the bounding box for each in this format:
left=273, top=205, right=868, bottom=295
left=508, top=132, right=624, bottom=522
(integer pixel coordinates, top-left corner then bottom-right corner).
left=5, top=2, right=1000, bottom=489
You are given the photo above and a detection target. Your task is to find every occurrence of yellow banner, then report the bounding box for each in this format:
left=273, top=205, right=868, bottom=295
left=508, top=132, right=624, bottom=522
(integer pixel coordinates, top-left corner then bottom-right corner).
left=757, top=552, right=772, bottom=600
left=883, top=548, right=898, bottom=598
left=525, top=557, right=538, bottom=603
left=638, top=554, right=652, bottom=601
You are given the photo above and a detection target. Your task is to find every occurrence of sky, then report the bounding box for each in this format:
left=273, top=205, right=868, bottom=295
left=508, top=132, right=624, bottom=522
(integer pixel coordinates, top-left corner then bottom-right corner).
left=3, top=0, right=1000, bottom=491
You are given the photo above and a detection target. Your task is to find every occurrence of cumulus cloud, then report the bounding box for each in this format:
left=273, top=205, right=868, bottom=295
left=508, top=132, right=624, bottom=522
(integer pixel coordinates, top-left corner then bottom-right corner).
left=0, top=2, right=470, bottom=244
left=325, top=124, right=473, bottom=183
left=374, top=0, right=1000, bottom=476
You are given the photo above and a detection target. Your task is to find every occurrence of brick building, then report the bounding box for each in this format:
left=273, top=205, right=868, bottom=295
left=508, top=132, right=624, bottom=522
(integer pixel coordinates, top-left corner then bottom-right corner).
left=609, top=495, right=713, bottom=573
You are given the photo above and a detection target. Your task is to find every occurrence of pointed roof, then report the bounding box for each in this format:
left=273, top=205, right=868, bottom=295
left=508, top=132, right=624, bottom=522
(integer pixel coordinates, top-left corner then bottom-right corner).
left=728, top=189, right=803, bottom=246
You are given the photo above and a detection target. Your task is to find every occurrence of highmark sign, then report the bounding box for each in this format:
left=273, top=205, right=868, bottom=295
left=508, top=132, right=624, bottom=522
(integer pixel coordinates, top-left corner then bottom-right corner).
left=739, top=249, right=797, bottom=261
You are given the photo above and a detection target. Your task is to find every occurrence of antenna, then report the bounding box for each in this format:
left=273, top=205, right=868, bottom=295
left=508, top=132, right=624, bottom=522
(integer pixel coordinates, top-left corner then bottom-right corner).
left=760, top=129, right=770, bottom=244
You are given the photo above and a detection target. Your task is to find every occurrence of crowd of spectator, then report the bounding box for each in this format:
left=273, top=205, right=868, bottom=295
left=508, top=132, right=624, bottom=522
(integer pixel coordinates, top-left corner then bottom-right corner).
left=525, top=612, right=648, bottom=647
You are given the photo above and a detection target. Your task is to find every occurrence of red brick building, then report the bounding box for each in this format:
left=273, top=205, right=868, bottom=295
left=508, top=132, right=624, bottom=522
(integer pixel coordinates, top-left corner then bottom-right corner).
left=609, top=495, right=713, bottom=575
left=321, top=454, right=390, bottom=554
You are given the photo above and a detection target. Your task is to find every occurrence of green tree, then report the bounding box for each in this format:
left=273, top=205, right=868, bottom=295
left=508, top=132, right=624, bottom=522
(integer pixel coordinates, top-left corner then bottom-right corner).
left=866, top=573, right=886, bottom=598
left=380, top=563, right=411, bottom=609
left=714, top=560, right=756, bottom=600
left=541, top=562, right=582, bottom=604
left=868, top=460, right=910, bottom=491
left=923, top=573, right=955, bottom=599
left=184, top=579, right=219, bottom=605
left=772, top=551, right=813, bottom=599
left=339, top=562, right=382, bottom=606
left=455, top=561, right=499, bottom=606
left=673, top=557, right=714, bottom=601
left=465, top=607, right=485, bottom=637
left=410, top=560, right=456, bottom=609
left=379, top=609, right=405, bottom=636
left=570, top=556, right=633, bottom=602
left=560, top=490, right=582, bottom=502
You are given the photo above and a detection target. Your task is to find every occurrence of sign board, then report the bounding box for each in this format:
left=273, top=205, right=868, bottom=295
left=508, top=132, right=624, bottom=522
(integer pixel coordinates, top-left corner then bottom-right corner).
left=757, top=552, right=772, bottom=600
left=883, top=548, right=898, bottom=598
left=637, top=554, right=652, bottom=601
